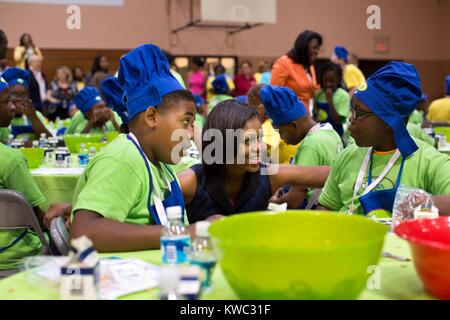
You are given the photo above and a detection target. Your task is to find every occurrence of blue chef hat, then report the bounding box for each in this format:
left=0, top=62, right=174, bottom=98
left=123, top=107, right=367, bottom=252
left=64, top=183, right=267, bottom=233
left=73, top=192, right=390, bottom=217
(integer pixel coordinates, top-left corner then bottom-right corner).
left=446, top=75, right=450, bottom=95
left=101, top=76, right=129, bottom=125
left=235, top=95, right=248, bottom=104
left=118, top=44, right=184, bottom=121
left=193, top=94, right=204, bottom=109
left=2, top=67, right=30, bottom=89
left=212, top=74, right=229, bottom=94
left=74, top=86, right=104, bottom=116
left=334, top=46, right=349, bottom=63
left=354, top=61, right=422, bottom=158
left=0, top=77, right=8, bottom=93
left=260, top=85, right=308, bottom=127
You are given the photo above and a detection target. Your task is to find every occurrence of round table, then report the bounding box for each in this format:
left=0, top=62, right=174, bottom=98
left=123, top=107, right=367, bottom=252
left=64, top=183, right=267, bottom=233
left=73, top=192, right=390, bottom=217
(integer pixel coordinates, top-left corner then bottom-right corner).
left=30, top=155, right=83, bottom=212
left=0, top=234, right=433, bottom=300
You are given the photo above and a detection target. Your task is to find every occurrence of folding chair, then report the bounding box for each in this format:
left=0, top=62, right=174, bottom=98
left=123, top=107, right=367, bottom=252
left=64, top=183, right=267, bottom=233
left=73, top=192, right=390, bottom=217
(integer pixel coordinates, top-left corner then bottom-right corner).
left=49, top=217, right=70, bottom=256
left=0, top=190, right=53, bottom=278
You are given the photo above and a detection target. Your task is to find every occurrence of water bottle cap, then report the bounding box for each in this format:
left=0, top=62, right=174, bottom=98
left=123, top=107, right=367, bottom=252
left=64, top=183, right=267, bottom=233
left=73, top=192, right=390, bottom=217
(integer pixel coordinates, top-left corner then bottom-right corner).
left=89, top=147, right=97, bottom=153
left=80, top=143, right=86, bottom=148
left=166, top=206, right=182, bottom=220
left=40, top=133, right=46, bottom=138
left=195, top=221, right=211, bottom=237
left=32, top=141, right=39, bottom=147
left=159, top=267, right=179, bottom=288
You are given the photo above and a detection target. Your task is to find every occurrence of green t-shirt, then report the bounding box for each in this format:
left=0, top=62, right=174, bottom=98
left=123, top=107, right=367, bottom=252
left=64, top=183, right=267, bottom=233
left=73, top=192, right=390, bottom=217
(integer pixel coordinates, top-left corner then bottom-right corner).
left=71, top=134, right=180, bottom=225
left=409, top=110, right=424, bottom=126
left=0, top=143, right=45, bottom=269
left=292, top=124, right=343, bottom=166
left=65, top=111, right=122, bottom=135
left=314, top=88, right=350, bottom=123
left=319, top=138, right=450, bottom=216
left=207, top=94, right=232, bottom=112
left=407, top=123, right=435, bottom=146
left=0, top=127, right=9, bottom=144
left=169, top=156, right=200, bottom=174
left=291, top=124, right=343, bottom=200
left=10, top=112, right=48, bottom=141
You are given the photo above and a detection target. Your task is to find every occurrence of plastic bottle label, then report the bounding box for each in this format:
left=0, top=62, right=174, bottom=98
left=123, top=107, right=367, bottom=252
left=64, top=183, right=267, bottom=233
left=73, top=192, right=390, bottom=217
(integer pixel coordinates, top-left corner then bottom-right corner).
left=161, top=236, right=191, bottom=265
left=190, top=259, right=216, bottom=288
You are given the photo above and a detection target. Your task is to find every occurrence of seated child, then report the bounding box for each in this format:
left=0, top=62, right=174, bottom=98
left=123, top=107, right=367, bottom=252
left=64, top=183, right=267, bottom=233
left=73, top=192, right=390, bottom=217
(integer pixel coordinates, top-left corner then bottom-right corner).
left=207, top=74, right=233, bottom=112
left=0, top=77, right=47, bottom=270
left=101, top=76, right=129, bottom=134
left=2, top=67, right=51, bottom=141
left=261, top=85, right=343, bottom=208
left=65, top=86, right=121, bottom=134
left=313, top=62, right=350, bottom=137
left=318, top=62, right=450, bottom=217
left=70, top=44, right=203, bottom=252
left=247, top=84, right=298, bottom=164
left=427, top=76, right=450, bottom=123
left=178, top=99, right=330, bottom=223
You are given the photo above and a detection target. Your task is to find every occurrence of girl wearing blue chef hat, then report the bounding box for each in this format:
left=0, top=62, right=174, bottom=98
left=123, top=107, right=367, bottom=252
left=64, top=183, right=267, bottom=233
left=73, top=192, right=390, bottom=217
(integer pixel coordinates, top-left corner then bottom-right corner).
left=0, top=77, right=49, bottom=270
left=317, top=62, right=450, bottom=217
left=331, top=46, right=366, bottom=96
left=65, top=86, right=121, bottom=134
left=2, top=67, right=52, bottom=141
left=207, top=74, right=233, bottom=112
left=69, top=44, right=207, bottom=252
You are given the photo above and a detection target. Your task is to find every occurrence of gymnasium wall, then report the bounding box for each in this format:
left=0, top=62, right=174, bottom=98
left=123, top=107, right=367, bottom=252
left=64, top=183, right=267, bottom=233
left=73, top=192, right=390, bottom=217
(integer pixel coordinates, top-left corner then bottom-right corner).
left=1, top=0, right=449, bottom=98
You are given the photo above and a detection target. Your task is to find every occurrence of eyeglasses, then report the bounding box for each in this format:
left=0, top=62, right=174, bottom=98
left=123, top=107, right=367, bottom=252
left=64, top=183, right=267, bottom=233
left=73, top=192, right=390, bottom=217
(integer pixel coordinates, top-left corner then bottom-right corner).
left=9, top=92, right=28, bottom=100
left=350, top=104, right=375, bottom=119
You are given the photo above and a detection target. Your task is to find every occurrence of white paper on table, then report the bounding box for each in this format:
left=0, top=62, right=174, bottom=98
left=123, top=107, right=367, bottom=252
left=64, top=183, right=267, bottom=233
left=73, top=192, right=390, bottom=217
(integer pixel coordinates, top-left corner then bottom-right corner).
left=24, top=257, right=160, bottom=300
left=31, top=167, right=85, bottom=175
left=99, top=259, right=160, bottom=300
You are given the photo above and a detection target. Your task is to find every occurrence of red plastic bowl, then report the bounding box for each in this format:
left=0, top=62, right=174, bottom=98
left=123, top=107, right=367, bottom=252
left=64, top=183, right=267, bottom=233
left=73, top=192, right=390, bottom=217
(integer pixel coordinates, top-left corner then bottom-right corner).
left=395, top=217, right=450, bottom=300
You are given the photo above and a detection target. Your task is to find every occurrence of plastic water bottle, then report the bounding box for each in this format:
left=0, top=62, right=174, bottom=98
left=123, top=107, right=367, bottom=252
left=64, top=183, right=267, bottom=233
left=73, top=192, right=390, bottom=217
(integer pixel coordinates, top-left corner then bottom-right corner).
left=161, top=206, right=191, bottom=265
left=78, top=143, right=89, bottom=167
left=88, top=147, right=97, bottom=162
left=158, top=267, right=181, bottom=300
left=32, top=141, right=39, bottom=148
left=38, top=133, right=48, bottom=148
left=189, top=221, right=217, bottom=289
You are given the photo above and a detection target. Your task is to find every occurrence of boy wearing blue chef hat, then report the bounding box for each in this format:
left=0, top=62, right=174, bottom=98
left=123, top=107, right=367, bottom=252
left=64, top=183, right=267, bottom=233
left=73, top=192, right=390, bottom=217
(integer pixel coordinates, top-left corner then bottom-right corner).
left=331, top=46, right=366, bottom=96
left=318, top=62, right=450, bottom=217
left=70, top=44, right=205, bottom=252
left=0, top=77, right=48, bottom=270
left=260, top=85, right=343, bottom=208
left=65, top=86, right=121, bottom=134
left=207, top=74, right=233, bottom=112
left=2, top=67, right=51, bottom=141
left=101, top=76, right=129, bottom=134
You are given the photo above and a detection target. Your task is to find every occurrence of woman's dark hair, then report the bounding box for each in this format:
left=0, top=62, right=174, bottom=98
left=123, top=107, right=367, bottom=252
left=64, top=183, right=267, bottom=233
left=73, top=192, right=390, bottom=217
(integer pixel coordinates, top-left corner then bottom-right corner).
left=191, top=56, right=205, bottom=67
left=202, top=100, right=260, bottom=177
left=287, top=30, right=322, bottom=68
left=90, top=55, right=108, bottom=75
left=19, top=33, right=34, bottom=47
left=240, top=60, right=252, bottom=68
left=72, top=66, right=85, bottom=81
left=0, top=30, right=8, bottom=60
left=318, top=62, right=343, bottom=89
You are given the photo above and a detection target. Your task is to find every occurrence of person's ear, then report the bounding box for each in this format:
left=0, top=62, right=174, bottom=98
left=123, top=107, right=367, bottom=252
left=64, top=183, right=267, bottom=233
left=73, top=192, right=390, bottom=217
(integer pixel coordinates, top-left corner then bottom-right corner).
left=143, top=106, right=157, bottom=129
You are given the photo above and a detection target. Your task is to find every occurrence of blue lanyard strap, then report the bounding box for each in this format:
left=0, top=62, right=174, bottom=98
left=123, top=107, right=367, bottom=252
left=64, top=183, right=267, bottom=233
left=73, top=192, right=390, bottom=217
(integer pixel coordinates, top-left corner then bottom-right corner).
left=126, top=134, right=161, bottom=225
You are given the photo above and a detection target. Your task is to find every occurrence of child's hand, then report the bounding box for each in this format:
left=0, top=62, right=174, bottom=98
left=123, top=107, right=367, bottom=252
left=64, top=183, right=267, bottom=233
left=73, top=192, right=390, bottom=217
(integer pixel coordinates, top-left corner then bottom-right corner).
left=16, top=99, right=36, bottom=117
left=44, top=203, right=72, bottom=229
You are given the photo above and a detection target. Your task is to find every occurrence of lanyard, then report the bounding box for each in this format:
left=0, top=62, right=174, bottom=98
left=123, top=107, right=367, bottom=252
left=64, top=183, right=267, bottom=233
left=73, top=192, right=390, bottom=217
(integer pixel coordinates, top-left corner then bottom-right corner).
left=307, top=123, right=333, bottom=136
left=349, top=148, right=401, bottom=215
left=127, top=133, right=171, bottom=225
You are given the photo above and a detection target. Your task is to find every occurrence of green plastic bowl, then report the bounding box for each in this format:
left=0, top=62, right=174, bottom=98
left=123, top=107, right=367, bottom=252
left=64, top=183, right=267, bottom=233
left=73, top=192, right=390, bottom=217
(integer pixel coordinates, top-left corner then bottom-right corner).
left=209, top=211, right=388, bottom=300
left=21, top=148, right=45, bottom=169
left=63, top=134, right=103, bottom=153
left=434, top=127, right=450, bottom=142
left=105, top=131, right=119, bottom=142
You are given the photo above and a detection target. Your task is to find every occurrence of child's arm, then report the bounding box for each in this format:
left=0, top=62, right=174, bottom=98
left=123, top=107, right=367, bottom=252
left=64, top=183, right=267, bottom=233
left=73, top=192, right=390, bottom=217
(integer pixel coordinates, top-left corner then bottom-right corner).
left=177, top=168, right=197, bottom=205
left=433, top=196, right=450, bottom=216
left=18, top=98, right=53, bottom=138
left=268, top=164, right=330, bottom=194
left=269, top=185, right=307, bottom=209
left=325, top=88, right=343, bottom=125
left=71, top=210, right=196, bottom=252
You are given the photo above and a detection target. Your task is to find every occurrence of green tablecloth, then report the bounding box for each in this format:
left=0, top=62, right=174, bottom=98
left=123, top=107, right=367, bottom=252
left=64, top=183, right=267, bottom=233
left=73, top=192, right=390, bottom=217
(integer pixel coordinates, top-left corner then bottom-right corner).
left=0, top=234, right=432, bottom=300
left=31, top=156, right=82, bottom=212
